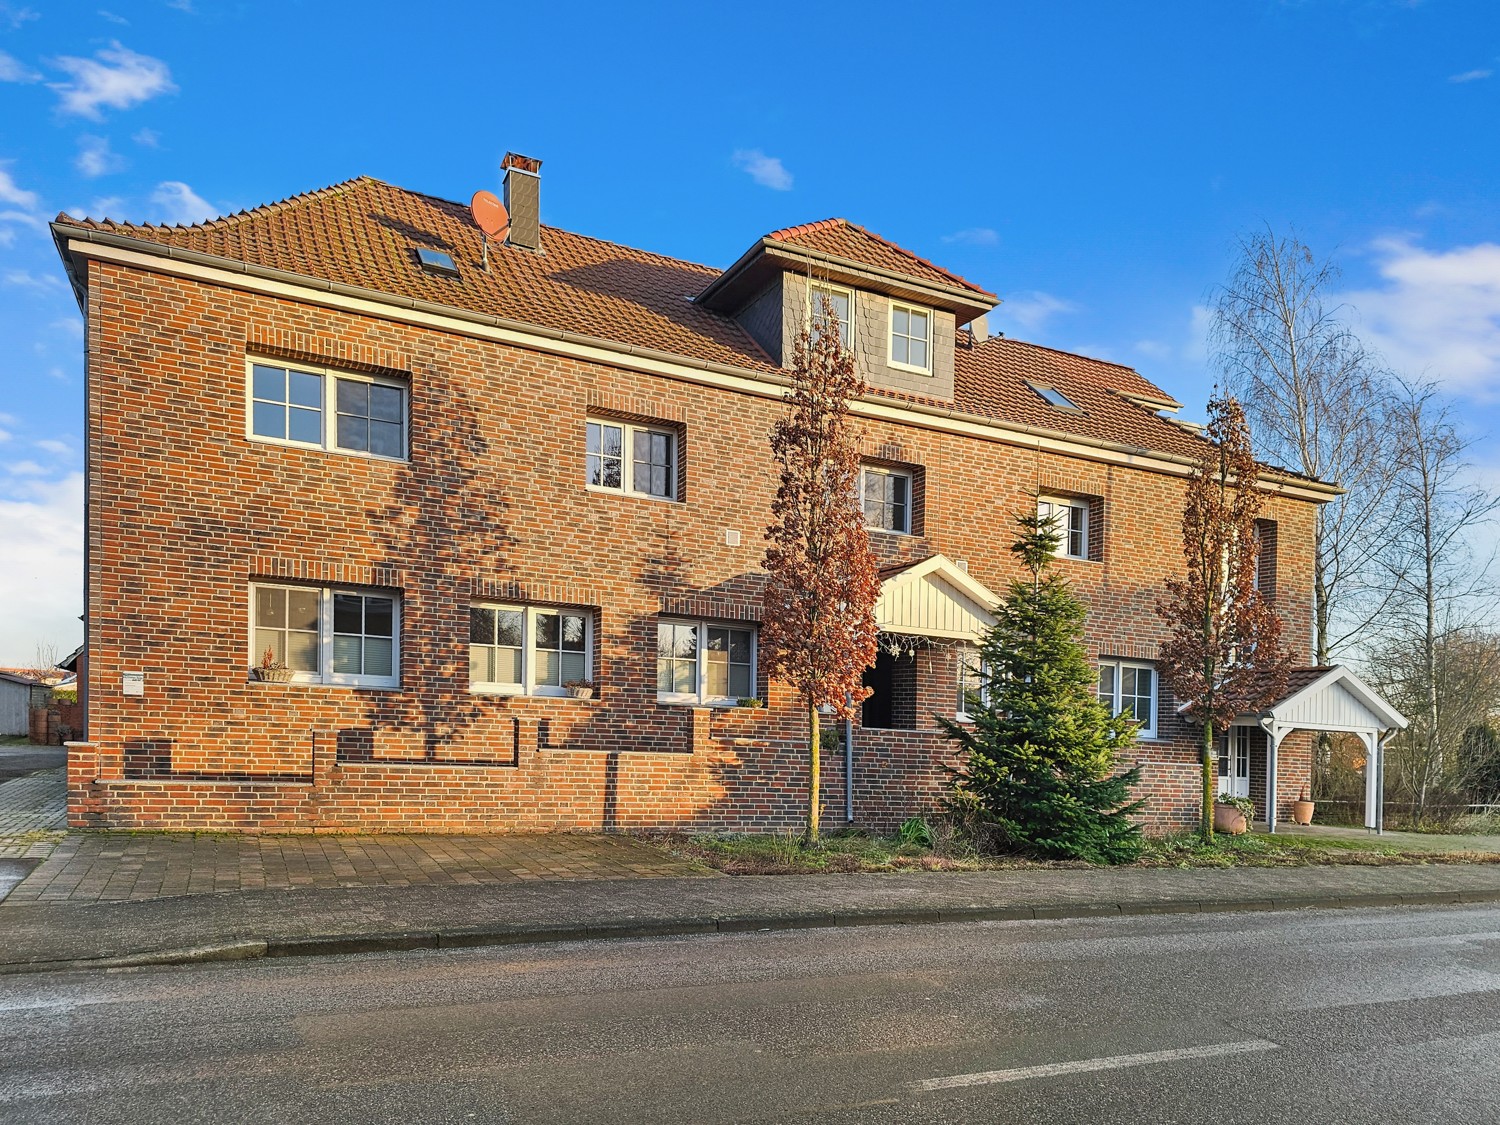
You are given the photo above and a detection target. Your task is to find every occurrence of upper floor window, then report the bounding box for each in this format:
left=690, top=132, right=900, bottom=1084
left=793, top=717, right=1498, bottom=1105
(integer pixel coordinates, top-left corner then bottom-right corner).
left=1038, top=496, right=1089, bottom=560
left=469, top=604, right=591, bottom=696
left=889, top=301, right=931, bottom=373
left=658, top=620, right=755, bottom=706
left=862, top=466, right=912, bottom=534
left=809, top=282, right=853, bottom=350
left=251, top=583, right=399, bottom=688
left=1098, top=659, right=1156, bottom=738
left=1252, top=518, right=1278, bottom=599
left=248, top=361, right=407, bottom=460
left=586, top=419, right=677, bottom=500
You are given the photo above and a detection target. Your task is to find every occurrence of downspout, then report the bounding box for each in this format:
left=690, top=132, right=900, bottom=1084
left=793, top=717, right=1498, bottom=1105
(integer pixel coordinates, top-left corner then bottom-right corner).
left=844, top=692, right=855, bottom=824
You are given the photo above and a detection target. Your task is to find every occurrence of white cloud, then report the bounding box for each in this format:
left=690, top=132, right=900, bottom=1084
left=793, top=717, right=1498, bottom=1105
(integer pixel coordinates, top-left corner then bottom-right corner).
left=1133, top=339, right=1173, bottom=360
left=131, top=127, right=159, bottom=147
left=0, top=209, right=45, bottom=231
left=941, top=227, right=999, bottom=247
left=0, top=428, right=10, bottom=443
left=75, top=134, right=123, bottom=177
left=166, top=0, right=194, bottom=11
left=6, top=459, right=47, bottom=476
left=732, top=149, right=793, bottom=191
left=98, top=9, right=129, bottom=24
left=49, top=42, right=176, bottom=120
left=0, top=472, right=84, bottom=665
left=1449, top=68, right=1492, bottom=83
left=995, top=290, right=1078, bottom=335
left=150, top=180, right=214, bottom=225
left=0, top=5, right=39, bottom=30
left=50, top=316, right=84, bottom=339
left=0, top=49, right=39, bottom=82
left=3, top=269, right=60, bottom=290
left=0, top=165, right=38, bottom=209
left=33, top=439, right=70, bottom=455
left=1341, top=237, right=1500, bottom=397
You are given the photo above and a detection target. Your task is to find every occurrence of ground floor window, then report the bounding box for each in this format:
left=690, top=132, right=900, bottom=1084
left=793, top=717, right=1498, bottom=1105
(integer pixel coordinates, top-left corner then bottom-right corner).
left=470, top=604, right=591, bottom=695
left=957, top=644, right=989, bottom=720
left=1097, top=659, right=1156, bottom=737
left=657, top=620, right=755, bottom=705
left=251, top=584, right=399, bottom=688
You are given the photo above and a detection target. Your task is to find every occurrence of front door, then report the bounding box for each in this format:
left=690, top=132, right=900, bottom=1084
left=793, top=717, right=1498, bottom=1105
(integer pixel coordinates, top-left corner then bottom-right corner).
left=1217, top=726, right=1251, bottom=798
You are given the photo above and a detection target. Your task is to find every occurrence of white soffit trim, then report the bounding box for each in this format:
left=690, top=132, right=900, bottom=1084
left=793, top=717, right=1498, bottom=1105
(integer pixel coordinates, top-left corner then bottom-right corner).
left=63, top=235, right=1338, bottom=501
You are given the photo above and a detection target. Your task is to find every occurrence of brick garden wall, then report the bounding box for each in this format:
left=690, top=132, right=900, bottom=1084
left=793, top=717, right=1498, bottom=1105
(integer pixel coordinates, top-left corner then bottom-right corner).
left=72, top=258, right=1319, bottom=834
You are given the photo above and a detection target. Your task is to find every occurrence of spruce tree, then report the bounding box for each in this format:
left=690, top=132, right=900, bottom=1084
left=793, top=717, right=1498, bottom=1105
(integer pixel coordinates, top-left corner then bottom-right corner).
left=940, top=513, right=1145, bottom=864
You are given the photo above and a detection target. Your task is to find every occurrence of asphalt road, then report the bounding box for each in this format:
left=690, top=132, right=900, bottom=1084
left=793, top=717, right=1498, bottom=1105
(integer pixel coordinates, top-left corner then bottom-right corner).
left=0, top=742, right=63, bottom=785
left=3, top=905, right=1499, bottom=1123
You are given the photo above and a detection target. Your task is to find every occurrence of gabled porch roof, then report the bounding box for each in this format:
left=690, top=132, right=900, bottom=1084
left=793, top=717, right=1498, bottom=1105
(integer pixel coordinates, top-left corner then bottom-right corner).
left=874, top=554, right=1000, bottom=642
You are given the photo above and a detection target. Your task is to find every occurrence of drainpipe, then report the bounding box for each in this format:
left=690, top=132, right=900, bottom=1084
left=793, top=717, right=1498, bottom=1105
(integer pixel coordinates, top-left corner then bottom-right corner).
left=844, top=692, right=855, bottom=824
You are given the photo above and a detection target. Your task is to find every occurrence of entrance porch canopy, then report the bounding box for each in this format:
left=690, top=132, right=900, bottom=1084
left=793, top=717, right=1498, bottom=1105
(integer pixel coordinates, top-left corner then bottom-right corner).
left=1234, top=665, right=1408, bottom=834
left=874, top=554, right=1000, bottom=642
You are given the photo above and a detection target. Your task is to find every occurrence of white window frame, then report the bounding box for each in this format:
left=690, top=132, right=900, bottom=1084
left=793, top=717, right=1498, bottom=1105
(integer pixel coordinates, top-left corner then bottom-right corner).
left=657, top=619, right=757, bottom=707
left=469, top=603, right=593, bottom=697
left=888, top=299, right=933, bottom=375
left=585, top=417, right=679, bottom=501
left=1038, top=495, right=1090, bottom=561
left=1097, top=659, right=1157, bottom=739
left=956, top=644, right=989, bottom=722
left=248, top=584, right=400, bottom=689
left=807, top=281, right=854, bottom=351
left=246, top=359, right=408, bottom=462
left=861, top=465, right=913, bottom=535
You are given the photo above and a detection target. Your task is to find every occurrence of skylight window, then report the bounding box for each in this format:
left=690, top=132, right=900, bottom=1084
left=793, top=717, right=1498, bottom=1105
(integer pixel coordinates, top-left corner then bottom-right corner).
left=1028, top=382, right=1082, bottom=412
left=416, top=248, right=459, bottom=277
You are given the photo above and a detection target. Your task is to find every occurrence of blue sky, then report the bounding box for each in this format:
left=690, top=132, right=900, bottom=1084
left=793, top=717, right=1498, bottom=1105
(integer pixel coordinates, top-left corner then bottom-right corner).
left=1, top=0, right=1498, bottom=663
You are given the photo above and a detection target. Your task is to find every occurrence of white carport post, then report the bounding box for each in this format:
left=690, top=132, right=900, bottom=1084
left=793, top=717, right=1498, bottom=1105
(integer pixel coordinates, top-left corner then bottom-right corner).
left=1260, top=718, right=1288, bottom=834
left=1362, top=730, right=1379, bottom=833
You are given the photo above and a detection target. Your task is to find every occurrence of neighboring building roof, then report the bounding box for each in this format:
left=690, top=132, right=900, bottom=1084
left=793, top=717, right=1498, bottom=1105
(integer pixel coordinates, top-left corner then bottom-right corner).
left=0, top=671, right=44, bottom=687
left=766, top=218, right=994, bottom=299
left=51, top=176, right=1323, bottom=488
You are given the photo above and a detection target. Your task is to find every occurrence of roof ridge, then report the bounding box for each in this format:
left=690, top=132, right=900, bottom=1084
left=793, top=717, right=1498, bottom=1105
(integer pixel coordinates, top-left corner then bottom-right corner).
left=57, top=175, right=378, bottom=233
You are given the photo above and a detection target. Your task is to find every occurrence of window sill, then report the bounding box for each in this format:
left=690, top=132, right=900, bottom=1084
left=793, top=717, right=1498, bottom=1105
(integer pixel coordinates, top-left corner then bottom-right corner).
left=867, top=527, right=918, bottom=538
left=470, top=687, right=600, bottom=701
left=657, top=698, right=741, bottom=710
left=246, top=434, right=408, bottom=464
left=887, top=360, right=934, bottom=377
left=246, top=677, right=399, bottom=691
left=584, top=485, right=680, bottom=505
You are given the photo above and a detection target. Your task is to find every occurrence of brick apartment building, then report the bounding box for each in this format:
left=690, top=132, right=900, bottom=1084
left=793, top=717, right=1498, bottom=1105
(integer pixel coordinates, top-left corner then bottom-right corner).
left=52, top=153, right=1401, bottom=835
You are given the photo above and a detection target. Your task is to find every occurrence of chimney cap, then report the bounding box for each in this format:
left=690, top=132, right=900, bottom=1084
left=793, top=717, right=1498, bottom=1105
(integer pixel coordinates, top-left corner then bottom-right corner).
left=502, top=152, right=543, bottom=175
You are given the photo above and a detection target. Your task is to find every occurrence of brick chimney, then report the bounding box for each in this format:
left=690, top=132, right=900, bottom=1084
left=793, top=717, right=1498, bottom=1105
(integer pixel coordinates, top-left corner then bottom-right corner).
left=502, top=152, right=543, bottom=252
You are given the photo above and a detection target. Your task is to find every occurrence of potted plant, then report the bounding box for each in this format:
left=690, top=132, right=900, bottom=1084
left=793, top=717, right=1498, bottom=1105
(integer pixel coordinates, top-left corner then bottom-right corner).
left=1293, top=785, right=1316, bottom=826
left=1213, top=794, right=1255, bottom=835
left=563, top=678, right=596, bottom=700
left=736, top=697, right=765, bottom=708
left=253, top=646, right=293, bottom=683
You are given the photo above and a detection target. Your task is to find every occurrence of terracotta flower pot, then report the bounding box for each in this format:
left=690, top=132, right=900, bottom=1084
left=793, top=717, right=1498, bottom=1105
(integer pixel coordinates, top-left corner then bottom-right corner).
left=1292, top=799, right=1315, bottom=826
left=566, top=686, right=594, bottom=700
left=1213, top=804, right=1249, bottom=835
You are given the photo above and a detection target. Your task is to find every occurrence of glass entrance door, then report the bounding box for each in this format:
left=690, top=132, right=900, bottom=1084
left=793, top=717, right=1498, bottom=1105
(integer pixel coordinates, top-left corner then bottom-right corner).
left=1217, top=726, right=1251, bottom=799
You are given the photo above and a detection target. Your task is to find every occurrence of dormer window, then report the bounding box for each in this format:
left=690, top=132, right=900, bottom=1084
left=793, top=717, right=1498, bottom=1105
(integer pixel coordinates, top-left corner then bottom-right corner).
left=889, top=301, right=931, bottom=374
left=809, top=282, right=853, bottom=350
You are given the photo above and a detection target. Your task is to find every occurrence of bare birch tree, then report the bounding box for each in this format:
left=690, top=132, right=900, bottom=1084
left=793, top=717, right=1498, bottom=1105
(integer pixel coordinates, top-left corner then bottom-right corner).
left=1210, top=225, right=1399, bottom=665
left=1371, top=379, right=1500, bottom=820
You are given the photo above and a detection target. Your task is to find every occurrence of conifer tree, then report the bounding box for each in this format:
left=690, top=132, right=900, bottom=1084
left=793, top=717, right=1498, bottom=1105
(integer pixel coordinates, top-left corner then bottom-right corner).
left=940, top=512, right=1145, bottom=864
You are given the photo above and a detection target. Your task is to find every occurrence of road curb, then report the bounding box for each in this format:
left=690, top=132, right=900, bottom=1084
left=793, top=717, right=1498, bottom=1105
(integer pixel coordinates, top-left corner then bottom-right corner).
left=4, top=888, right=1499, bottom=976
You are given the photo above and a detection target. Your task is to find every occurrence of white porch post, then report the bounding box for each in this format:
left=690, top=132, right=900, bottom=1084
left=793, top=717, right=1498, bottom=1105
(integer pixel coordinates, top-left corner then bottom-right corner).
left=1376, top=732, right=1390, bottom=835
left=1363, top=730, right=1380, bottom=832
left=1260, top=719, right=1284, bottom=834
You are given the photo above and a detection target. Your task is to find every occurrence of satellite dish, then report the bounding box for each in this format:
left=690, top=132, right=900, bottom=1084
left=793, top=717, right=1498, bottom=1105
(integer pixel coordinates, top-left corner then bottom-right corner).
left=470, top=191, right=509, bottom=238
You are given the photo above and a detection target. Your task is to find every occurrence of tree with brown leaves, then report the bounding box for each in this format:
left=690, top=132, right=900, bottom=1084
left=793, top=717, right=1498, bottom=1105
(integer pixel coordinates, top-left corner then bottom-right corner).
left=761, top=295, right=880, bottom=841
left=1157, top=393, right=1292, bottom=839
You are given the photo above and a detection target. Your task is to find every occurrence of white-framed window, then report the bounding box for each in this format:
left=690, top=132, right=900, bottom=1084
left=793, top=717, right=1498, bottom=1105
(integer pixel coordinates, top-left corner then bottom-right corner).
left=808, top=281, right=853, bottom=350
left=585, top=418, right=678, bottom=500
left=889, top=300, right=932, bottom=373
left=248, top=360, right=407, bottom=460
left=862, top=466, right=912, bottom=534
left=469, top=604, right=591, bottom=696
left=1038, top=496, right=1089, bottom=560
left=251, top=584, right=399, bottom=688
left=1097, top=660, right=1156, bottom=738
left=657, top=620, right=756, bottom=706
left=957, top=645, right=990, bottom=721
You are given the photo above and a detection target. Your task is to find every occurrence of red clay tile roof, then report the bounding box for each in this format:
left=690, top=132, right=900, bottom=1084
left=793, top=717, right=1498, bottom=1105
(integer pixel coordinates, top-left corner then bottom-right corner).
left=767, top=218, right=994, bottom=298
left=53, top=177, right=1315, bottom=481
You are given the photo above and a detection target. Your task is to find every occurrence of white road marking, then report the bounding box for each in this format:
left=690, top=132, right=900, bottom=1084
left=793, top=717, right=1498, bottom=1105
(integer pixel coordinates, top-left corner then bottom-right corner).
left=916, top=1038, right=1281, bottom=1091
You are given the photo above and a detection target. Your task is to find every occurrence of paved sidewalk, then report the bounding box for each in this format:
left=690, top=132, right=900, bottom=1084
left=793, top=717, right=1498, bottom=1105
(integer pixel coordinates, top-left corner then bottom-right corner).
left=0, top=767, right=67, bottom=861
left=4, top=859, right=1500, bottom=974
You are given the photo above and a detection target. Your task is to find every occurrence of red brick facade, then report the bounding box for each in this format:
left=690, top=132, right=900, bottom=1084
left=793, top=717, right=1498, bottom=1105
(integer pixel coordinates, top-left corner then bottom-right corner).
left=62, top=226, right=1322, bottom=836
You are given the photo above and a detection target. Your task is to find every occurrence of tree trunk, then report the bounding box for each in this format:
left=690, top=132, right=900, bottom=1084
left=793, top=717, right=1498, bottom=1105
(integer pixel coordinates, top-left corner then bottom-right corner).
left=1202, top=722, right=1216, bottom=841
left=808, top=698, right=821, bottom=843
